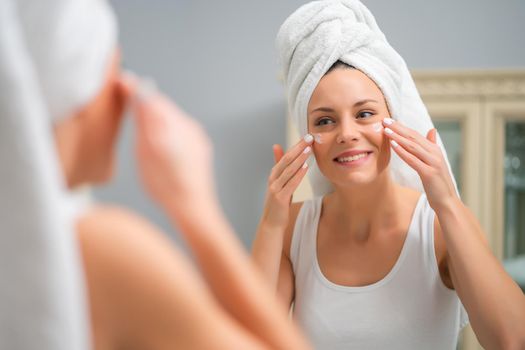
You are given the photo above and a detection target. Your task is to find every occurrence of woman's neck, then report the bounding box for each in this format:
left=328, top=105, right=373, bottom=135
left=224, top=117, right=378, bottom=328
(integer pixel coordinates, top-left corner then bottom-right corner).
left=323, top=172, right=410, bottom=241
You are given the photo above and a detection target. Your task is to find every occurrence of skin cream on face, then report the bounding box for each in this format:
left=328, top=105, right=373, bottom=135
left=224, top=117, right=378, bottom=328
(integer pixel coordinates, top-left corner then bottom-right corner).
left=313, top=133, right=323, bottom=144
left=372, top=122, right=383, bottom=133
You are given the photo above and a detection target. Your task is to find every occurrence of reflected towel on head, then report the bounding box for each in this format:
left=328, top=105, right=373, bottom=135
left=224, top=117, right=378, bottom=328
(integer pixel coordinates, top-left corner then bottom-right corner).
left=276, top=0, right=457, bottom=196
left=17, top=0, right=117, bottom=121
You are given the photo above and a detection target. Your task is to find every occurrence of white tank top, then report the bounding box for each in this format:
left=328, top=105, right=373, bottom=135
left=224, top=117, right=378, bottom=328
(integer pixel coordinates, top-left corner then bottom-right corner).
left=290, top=193, right=469, bottom=350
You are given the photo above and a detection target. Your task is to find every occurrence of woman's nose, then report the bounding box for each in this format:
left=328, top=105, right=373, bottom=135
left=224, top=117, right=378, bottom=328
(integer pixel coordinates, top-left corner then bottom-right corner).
left=335, top=120, right=360, bottom=144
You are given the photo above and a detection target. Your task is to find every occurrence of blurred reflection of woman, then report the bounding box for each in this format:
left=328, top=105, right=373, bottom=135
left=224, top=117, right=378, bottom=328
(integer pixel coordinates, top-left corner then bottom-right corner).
left=0, top=0, right=311, bottom=349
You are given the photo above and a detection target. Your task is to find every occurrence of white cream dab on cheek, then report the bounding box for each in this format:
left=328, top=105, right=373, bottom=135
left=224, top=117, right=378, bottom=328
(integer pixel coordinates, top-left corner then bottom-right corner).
left=372, top=122, right=383, bottom=133
left=313, top=133, right=323, bottom=144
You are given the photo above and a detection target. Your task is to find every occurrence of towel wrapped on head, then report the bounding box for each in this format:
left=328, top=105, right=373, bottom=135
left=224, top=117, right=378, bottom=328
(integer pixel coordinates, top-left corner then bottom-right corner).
left=276, top=0, right=456, bottom=196
left=17, top=0, right=117, bottom=122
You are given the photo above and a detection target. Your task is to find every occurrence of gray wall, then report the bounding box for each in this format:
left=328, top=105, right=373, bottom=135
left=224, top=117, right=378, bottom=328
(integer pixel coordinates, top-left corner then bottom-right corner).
left=96, top=0, right=525, bottom=247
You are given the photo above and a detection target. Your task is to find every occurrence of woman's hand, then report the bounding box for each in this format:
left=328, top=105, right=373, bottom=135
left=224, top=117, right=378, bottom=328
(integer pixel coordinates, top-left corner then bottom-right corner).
left=381, top=118, right=459, bottom=211
left=121, top=74, right=216, bottom=214
left=260, top=135, right=313, bottom=230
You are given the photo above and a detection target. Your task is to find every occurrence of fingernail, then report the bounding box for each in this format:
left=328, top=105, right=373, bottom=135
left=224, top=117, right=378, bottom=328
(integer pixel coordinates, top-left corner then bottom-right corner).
left=136, top=77, right=158, bottom=103
left=384, top=127, right=394, bottom=135
left=383, top=117, right=394, bottom=125
left=122, top=69, right=139, bottom=81
left=303, top=134, right=314, bottom=144
left=302, top=162, right=308, bottom=169
left=391, top=140, right=399, bottom=148
left=303, top=146, right=311, bottom=154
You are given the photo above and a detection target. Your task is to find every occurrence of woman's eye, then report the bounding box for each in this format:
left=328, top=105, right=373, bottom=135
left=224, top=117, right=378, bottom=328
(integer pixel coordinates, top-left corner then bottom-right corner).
left=357, top=111, right=374, bottom=119
left=315, top=117, right=334, bottom=126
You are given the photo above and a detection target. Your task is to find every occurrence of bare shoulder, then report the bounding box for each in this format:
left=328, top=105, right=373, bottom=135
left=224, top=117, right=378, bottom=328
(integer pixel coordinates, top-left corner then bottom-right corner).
left=76, top=206, right=260, bottom=349
left=283, top=201, right=305, bottom=259
left=76, top=204, right=184, bottom=283
left=397, top=187, right=454, bottom=289
left=76, top=205, right=189, bottom=349
left=399, top=187, right=422, bottom=205
left=396, top=187, right=454, bottom=288
left=76, top=205, right=175, bottom=251
left=77, top=205, right=158, bottom=236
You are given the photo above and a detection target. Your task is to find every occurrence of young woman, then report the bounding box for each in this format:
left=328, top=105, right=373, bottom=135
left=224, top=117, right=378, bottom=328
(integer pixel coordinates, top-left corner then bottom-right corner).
left=2, top=0, right=311, bottom=349
left=71, top=57, right=310, bottom=350
left=252, top=2, right=525, bottom=350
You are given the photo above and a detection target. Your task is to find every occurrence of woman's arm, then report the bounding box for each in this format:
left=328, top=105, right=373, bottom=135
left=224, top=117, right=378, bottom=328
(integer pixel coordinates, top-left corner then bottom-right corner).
left=128, top=82, right=311, bottom=350
left=165, top=197, right=308, bottom=350
left=253, top=199, right=303, bottom=308
left=434, top=201, right=525, bottom=350
left=251, top=138, right=312, bottom=311
left=77, top=206, right=268, bottom=350
left=382, top=118, right=525, bottom=350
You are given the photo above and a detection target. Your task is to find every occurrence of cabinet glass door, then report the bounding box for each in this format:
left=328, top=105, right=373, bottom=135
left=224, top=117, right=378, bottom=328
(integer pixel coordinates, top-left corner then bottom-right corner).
left=503, top=121, right=525, bottom=292
left=434, top=121, right=463, bottom=196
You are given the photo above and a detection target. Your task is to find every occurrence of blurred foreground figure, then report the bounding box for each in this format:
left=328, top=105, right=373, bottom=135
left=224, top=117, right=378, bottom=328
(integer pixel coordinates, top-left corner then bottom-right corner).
left=0, top=0, right=311, bottom=349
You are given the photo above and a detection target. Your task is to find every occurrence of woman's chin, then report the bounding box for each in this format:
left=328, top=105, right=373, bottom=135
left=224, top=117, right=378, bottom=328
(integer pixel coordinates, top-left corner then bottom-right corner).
left=330, top=171, right=379, bottom=188
left=75, top=158, right=114, bottom=188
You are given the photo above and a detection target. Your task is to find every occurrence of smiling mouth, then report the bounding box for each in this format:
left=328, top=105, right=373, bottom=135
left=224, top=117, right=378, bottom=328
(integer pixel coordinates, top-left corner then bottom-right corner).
left=333, top=151, right=372, bottom=164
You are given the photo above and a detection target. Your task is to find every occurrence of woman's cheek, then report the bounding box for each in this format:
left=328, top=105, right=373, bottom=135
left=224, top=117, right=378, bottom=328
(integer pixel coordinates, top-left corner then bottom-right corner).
left=377, top=131, right=391, bottom=160
left=371, top=121, right=383, bottom=134
left=312, top=141, right=330, bottom=167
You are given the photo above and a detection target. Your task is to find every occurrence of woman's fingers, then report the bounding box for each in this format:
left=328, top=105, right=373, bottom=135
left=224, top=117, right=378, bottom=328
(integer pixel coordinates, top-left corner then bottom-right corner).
left=384, top=127, right=435, bottom=165
left=282, top=162, right=308, bottom=197
left=272, top=145, right=311, bottom=191
left=117, top=72, right=138, bottom=104
left=383, top=118, right=435, bottom=153
left=427, top=128, right=437, bottom=144
left=269, top=135, right=313, bottom=181
left=272, top=144, right=284, bottom=164
left=382, top=118, right=441, bottom=166
left=389, top=139, right=429, bottom=174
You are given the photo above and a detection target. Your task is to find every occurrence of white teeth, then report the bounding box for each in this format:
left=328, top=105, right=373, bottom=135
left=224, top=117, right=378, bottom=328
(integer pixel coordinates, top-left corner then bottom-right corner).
left=336, top=153, right=368, bottom=163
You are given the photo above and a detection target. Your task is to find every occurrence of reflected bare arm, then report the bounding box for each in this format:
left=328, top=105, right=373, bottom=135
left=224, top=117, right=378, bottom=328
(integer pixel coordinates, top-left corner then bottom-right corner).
left=435, top=203, right=525, bottom=350
left=77, top=206, right=268, bottom=350
left=127, top=84, right=311, bottom=350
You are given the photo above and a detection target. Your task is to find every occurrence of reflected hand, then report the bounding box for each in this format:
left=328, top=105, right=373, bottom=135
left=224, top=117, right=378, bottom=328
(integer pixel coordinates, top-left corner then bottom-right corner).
left=261, top=136, right=313, bottom=230
left=382, top=118, right=459, bottom=211
left=122, top=75, right=216, bottom=212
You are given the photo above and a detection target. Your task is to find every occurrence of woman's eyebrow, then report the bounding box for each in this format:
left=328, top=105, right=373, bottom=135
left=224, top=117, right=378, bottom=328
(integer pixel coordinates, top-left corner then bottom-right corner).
left=354, top=98, right=379, bottom=107
left=310, top=99, right=379, bottom=113
left=311, top=107, right=334, bottom=113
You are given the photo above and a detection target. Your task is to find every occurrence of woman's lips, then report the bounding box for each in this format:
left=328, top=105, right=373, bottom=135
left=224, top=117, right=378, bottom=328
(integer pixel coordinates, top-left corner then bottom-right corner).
left=333, top=151, right=372, bottom=167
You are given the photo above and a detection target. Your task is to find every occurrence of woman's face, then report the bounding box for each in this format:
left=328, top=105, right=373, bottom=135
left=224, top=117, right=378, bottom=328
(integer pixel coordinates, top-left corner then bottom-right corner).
left=307, top=68, right=391, bottom=188
left=55, top=50, right=130, bottom=188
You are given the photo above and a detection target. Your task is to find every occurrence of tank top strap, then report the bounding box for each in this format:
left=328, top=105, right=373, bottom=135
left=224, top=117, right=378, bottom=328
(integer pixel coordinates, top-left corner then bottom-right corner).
left=290, top=196, right=323, bottom=278
left=410, top=193, right=470, bottom=329
left=402, top=193, right=451, bottom=281
left=410, top=193, right=469, bottom=330
left=396, top=193, right=434, bottom=271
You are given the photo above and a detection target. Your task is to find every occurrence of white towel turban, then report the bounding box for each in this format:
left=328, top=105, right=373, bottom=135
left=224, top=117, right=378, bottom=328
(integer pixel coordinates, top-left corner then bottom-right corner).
left=276, top=0, right=457, bottom=196
left=17, top=0, right=117, bottom=122
left=0, top=0, right=117, bottom=348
